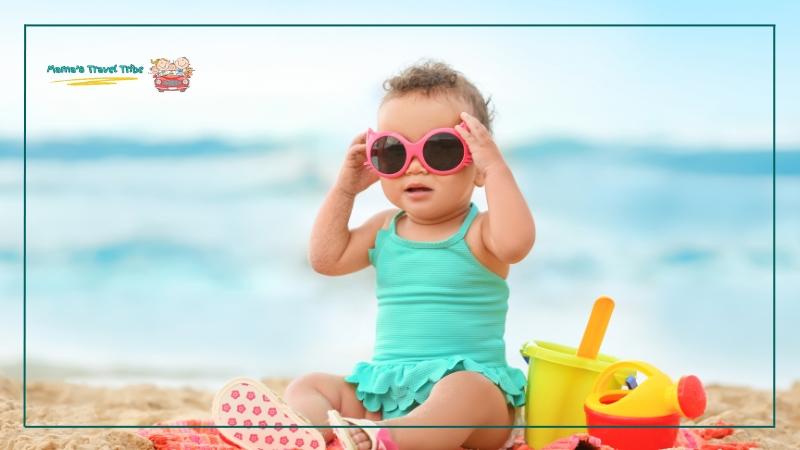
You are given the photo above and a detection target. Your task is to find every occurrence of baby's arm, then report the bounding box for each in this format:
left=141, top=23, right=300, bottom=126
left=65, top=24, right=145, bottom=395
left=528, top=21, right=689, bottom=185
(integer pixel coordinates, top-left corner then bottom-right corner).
left=308, top=132, right=393, bottom=275
left=456, top=112, right=535, bottom=264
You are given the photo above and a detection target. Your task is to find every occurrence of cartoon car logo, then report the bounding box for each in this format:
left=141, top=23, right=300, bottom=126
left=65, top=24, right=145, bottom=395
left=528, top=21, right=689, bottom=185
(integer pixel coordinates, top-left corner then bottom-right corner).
left=153, top=73, right=190, bottom=92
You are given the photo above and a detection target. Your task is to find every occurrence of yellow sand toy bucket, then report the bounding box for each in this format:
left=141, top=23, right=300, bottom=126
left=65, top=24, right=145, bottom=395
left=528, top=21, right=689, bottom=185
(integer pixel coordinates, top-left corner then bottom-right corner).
left=520, top=341, right=634, bottom=448
left=519, top=296, right=634, bottom=448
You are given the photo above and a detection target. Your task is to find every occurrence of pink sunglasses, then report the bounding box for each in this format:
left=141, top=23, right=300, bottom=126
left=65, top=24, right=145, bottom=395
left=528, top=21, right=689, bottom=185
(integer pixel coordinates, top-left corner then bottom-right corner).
left=364, top=121, right=472, bottom=178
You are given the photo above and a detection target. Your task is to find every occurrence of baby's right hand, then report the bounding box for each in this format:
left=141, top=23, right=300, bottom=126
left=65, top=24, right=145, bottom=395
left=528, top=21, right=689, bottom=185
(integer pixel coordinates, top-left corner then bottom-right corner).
left=335, top=131, right=380, bottom=197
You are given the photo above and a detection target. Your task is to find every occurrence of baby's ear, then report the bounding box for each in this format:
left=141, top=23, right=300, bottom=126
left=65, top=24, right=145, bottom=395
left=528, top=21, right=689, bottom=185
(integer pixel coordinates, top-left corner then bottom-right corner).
left=474, top=168, right=486, bottom=187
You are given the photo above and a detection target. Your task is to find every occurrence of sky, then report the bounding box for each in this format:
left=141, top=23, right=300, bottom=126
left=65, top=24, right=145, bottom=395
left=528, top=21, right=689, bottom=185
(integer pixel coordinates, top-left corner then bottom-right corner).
left=17, top=26, right=773, bottom=151
left=0, top=1, right=798, bottom=150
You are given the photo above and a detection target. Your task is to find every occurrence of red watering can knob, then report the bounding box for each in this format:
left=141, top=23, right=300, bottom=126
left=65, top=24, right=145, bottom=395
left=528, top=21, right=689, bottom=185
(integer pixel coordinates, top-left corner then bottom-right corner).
left=676, top=375, right=706, bottom=420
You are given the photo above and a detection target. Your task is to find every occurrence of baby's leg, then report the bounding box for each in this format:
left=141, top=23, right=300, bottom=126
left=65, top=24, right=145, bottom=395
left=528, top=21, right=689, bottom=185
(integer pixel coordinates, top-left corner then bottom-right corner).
left=351, top=371, right=514, bottom=450
left=283, top=372, right=382, bottom=442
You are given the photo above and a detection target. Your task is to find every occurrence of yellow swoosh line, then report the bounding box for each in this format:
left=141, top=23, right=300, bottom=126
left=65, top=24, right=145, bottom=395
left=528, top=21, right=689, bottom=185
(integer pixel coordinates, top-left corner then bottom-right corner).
left=50, top=77, right=138, bottom=86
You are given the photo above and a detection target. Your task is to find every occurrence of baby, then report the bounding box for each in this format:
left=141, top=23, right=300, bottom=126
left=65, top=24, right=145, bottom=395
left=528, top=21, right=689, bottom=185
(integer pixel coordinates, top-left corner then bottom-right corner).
left=212, top=60, right=535, bottom=450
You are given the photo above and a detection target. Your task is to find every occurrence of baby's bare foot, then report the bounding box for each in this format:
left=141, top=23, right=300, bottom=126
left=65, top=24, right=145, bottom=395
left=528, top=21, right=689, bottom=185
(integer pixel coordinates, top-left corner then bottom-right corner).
left=348, top=427, right=372, bottom=450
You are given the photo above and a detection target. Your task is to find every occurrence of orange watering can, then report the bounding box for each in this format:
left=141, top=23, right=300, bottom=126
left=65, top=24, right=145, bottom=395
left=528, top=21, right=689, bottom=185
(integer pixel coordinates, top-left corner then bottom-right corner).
left=584, top=360, right=707, bottom=450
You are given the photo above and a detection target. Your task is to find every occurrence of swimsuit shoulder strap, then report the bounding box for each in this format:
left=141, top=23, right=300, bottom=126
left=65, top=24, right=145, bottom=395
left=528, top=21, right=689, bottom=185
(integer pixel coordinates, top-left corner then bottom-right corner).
left=453, top=203, right=480, bottom=241
left=388, top=209, right=406, bottom=234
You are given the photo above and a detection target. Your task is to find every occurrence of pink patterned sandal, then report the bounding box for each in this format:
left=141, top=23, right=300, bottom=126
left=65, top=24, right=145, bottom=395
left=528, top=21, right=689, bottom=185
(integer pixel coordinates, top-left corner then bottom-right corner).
left=327, top=410, right=398, bottom=450
left=211, top=377, right=325, bottom=450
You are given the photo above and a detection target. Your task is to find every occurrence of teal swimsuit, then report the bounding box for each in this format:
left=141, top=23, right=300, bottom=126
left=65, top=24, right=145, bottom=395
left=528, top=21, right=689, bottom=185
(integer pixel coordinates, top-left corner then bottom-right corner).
left=345, top=203, right=527, bottom=420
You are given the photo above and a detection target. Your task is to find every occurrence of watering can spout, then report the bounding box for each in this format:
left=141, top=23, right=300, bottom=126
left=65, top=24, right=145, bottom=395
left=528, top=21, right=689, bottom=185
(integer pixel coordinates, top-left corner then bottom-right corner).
left=668, top=375, right=707, bottom=420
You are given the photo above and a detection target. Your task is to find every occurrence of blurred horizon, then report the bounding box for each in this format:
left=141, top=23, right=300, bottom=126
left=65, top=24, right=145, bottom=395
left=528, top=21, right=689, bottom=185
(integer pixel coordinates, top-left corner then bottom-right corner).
left=1, top=136, right=797, bottom=392
left=2, top=137, right=799, bottom=162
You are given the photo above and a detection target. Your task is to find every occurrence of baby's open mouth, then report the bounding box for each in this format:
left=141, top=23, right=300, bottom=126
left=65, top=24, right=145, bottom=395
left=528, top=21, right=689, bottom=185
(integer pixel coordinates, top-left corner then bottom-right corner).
left=406, top=187, right=432, bottom=192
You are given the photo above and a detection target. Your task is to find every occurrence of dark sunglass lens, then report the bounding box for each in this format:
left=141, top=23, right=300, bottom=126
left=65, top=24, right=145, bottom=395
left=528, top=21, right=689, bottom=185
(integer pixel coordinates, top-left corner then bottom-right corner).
left=371, top=136, right=406, bottom=175
left=422, top=133, right=465, bottom=171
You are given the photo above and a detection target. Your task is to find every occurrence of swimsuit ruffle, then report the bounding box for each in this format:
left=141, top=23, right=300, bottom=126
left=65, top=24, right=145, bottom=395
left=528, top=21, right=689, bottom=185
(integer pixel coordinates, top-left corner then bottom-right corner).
left=345, top=356, right=527, bottom=419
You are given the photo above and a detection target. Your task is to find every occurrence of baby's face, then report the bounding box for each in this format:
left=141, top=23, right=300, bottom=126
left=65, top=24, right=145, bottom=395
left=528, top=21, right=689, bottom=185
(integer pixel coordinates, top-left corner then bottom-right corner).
left=376, top=92, right=479, bottom=221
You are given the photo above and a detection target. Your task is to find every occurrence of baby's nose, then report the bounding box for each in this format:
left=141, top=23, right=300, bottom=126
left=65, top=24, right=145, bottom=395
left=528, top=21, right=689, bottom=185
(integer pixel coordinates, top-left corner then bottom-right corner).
left=405, top=156, right=428, bottom=174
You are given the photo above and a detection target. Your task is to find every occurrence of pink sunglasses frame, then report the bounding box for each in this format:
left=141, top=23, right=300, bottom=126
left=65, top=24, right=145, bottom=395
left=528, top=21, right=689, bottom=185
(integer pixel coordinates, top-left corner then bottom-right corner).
left=364, top=121, right=472, bottom=178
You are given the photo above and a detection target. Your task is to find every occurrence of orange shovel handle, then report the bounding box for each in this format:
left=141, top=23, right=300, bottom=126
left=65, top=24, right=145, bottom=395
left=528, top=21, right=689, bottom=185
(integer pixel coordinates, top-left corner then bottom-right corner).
left=576, top=296, right=615, bottom=360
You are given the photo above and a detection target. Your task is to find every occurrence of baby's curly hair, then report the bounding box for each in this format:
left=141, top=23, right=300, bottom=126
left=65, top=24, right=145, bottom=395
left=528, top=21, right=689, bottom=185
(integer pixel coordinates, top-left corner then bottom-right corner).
left=381, top=59, right=496, bottom=134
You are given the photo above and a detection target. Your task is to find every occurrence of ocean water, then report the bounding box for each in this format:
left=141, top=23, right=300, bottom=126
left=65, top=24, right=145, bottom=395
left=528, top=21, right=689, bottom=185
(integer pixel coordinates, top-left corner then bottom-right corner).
left=0, top=139, right=797, bottom=392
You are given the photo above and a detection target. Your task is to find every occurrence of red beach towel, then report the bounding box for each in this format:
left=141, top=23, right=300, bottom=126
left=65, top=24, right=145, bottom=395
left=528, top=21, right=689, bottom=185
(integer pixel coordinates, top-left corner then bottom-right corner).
left=136, top=420, right=756, bottom=450
left=137, top=420, right=351, bottom=450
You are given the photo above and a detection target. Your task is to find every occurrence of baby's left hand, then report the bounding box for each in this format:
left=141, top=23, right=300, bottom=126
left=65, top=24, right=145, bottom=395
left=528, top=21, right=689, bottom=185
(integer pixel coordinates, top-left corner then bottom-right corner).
left=455, top=112, right=506, bottom=178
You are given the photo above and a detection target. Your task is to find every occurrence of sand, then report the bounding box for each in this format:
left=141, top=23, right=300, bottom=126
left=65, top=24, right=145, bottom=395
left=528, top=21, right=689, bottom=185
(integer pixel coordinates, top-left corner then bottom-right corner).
left=0, top=376, right=797, bottom=450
